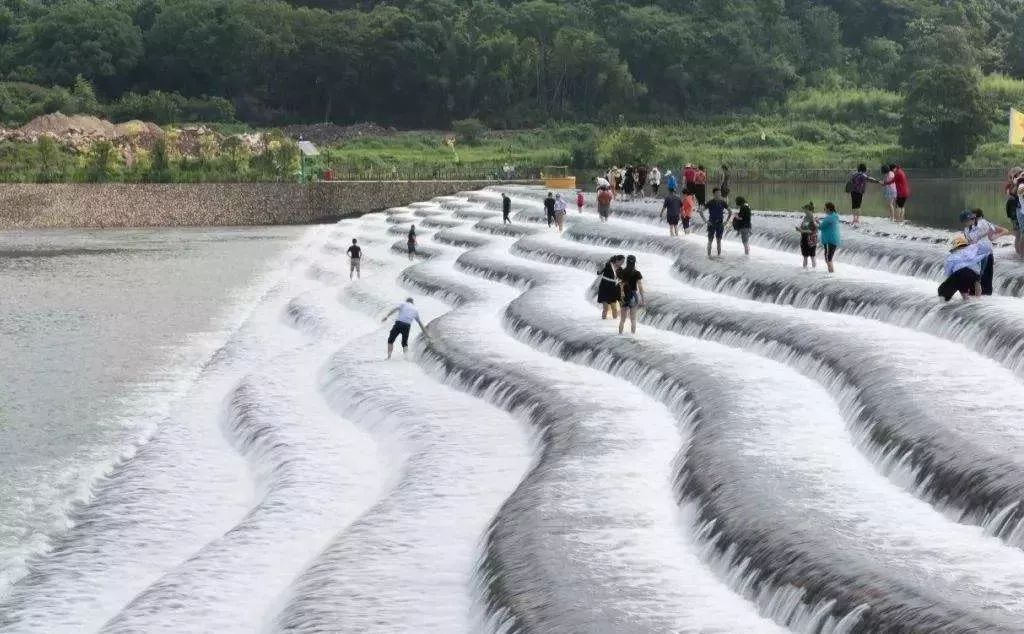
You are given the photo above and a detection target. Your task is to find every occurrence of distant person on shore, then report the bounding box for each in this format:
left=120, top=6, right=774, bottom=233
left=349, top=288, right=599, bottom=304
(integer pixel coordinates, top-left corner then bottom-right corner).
left=733, top=196, right=752, bottom=255
left=1005, top=167, right=1023, bottom=196
left=660, top=188, right=683, bottom=237
left=502, top=193, right=512, bottom=224
left=597, top=254, right=625, bottom=320
left=650, top=166, right=662, bottom=196
left=576, top=189, right=585, bottom=213
left=553, top=192, right=568, bottom=232
left=719, top=164, right=731, bottom=198
left=881, top=164, right=897, bottom=221
left=346, top=238, right=362, bottom=279
left=382, top=297, right=428, bottom=359
left=1012, top=184, right=1024, bottom=257
left=961, top=208, right=1011, bottom=295
left=544, top=192, right=556, bottom=228
left=618, top=255, right=645, bottom=335
left=846, top=163, right=878, bottom=225
left=893, top=164, right=911, bottom=223
left=682, top=188, right=696, bottom=234
left=700, top=187, right=732, bottom=258
left=820, top=202, right=841, bottom=273
left=597, top=186, right=613, bottom=222
left=407, top=225, right=417, bottom=261
left=939, top=235, right=991, bottom=301
left=693, top=165, right=708, bottom=209
left=796, top=203, right=818, bottom=269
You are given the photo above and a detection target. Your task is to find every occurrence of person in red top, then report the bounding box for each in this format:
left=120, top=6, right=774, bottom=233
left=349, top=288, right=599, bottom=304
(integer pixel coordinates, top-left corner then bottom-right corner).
left=576, top=190, right=585, bottom=213
left=683, top=164, right=696, bottom=193
left=892, top=164, right=910, bottom=223
left=693, top=164, right=708, bottom=209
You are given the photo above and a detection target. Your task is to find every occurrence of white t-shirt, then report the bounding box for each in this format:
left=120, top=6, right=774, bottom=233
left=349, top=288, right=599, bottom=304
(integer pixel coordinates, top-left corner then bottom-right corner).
left=650, top=168, right=661, bottom=185
left=966, top=219, right=996, bottom=247
left=395, top=302, right=419, bottom=324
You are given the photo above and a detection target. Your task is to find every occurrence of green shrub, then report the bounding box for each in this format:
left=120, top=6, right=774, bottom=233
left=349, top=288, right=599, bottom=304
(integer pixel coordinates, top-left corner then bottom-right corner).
left=786, top=87, right=902, bottom=125
left=598, top=127, right=657, bottom=165
left=980, top=74, right=1024, bottom=127
left=453, top=118, right=488, bottom=144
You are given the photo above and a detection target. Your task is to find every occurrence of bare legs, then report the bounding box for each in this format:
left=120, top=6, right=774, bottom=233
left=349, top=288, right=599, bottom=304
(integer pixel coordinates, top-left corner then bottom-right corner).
left=618, top=306, right=637, bottom=334
left=887, top=199, right=896, bottom=222
left=601, top=302, right=620, bottom=320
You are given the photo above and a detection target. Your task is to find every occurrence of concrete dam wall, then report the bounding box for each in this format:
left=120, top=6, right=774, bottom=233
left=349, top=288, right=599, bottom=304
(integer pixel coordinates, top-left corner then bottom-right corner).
left=0, top=181, right=517, bottom=229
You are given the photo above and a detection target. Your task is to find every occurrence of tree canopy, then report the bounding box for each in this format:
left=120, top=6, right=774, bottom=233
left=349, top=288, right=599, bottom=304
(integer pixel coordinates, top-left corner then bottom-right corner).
left=0, top=0, right=1018, bottom=137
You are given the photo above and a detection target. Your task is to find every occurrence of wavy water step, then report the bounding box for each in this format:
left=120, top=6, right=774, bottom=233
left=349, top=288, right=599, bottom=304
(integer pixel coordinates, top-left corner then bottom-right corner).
left=472, top=219, right=544, bottom=238
left=420, top=216, right=467, bottom=229
left=431, top=228, right=493, bottom=249
left=399, top=262, right=784, bottom=633
left=553, top=216, right=1024, bottom=376
left=508, top=235, right=1024, bottom=545
left=103, top=336, right=383, bottom=633
left=274, top=297, right=531, bottom=633
left=450, top=241, right=1024, bottom=632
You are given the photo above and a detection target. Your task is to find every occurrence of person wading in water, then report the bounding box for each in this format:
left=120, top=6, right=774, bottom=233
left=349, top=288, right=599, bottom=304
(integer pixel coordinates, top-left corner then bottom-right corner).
left=617, top=255, right=645, bottom=335
left=382, top=297, right=428, bottom=359
left=939, top=235, right=991, bottom=301
left=597, top=254, right=625, bottom=320
left=502, top=193, right=512, bottom=224
left=407, top=225, right=417, bottom=261
left=660, top=188, right=683, bottom=237
left=346, top=238, right=362, bottom=279
left=699, top=188, right=732, bottom=258
left=544, top=192, right=556, bottom=228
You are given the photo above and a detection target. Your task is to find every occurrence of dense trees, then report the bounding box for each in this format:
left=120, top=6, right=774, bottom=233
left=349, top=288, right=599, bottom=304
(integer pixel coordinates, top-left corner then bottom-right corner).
left=0, top=0, right=1020, bottom=149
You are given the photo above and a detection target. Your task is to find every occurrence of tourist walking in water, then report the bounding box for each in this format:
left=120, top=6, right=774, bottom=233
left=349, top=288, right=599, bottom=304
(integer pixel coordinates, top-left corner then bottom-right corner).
left=544, top=192, right=556, bottom=228
left=597, top=185, right=613, bottom=222
left=346, top=238, right=362, bottom=279
left=618, top=255, right=645, bottom=335
left=502, top=193, right=512, bottom=224
left=820, top=202, right=842, bottom=273
left=700, top=188, right=732, bottom=258
left=961, top=208, right=1011, bottom=295
left=939, top=235, right=992, bottom=301
left=693, top=165, right=708, bottom=210
left=893, top=164, right=911, bottom=223
left=846, top=164, right=878, bottom=225
left=797, top=203, right=818, bottom=269
left=650, top=166, right=662, bottom=196
left=683, top=163, right=696, bottom=197
left=661, top=188, right=683, bottom=237
left=597, top=254, right=625, bottom=320
left=733, top=196, right=752, bottom=255
left=665, top=170, right=678, bottom=194
left=407, top=225, right=417, bottom=261
left=576, top=190, right=585, bottom=213
left=382, top=297, right=428, bottom=359
left=881, top=164, right=897, bottom=222
left=719, top=164, right=731, bottom=198
left=553, top=193, right=568, bottom=232
left=682, top=188, right=696, bottom=234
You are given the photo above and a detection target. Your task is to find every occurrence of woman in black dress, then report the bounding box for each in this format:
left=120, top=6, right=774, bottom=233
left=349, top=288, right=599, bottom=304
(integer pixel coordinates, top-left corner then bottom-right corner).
left=597, top=254, right=625, bottom=320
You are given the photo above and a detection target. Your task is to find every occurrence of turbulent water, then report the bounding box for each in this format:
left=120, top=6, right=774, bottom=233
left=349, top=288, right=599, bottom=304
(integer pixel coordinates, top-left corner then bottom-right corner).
left=3, top=189, right=1024, bottom=633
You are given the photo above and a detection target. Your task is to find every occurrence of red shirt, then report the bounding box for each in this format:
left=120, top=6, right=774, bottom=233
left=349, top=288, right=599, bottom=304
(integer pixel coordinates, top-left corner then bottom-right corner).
left=894, top=168, right=910, bottom=198
left=683, top=167, right=696, bottom=183
left=694, top=170, right=707, bottom=185
left=597, top=189, right=613, bottom=205
left=576, top=192, right=585, bottom=206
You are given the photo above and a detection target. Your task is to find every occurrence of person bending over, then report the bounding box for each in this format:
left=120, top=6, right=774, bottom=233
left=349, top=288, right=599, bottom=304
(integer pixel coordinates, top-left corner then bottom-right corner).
left=938, top=236, right=992, bottom=302
left=382, top=297, right=428, bottom=359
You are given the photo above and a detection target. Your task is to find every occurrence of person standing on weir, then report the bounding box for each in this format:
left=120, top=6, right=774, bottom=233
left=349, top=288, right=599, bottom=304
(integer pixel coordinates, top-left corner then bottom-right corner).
left=544, top=192, right=556, bottom=228
left=382, top=297, right=428, bottom=359
left=346, top=238, right=362, bottom=279
left=502, top=193, right=512, bottom=224
left=700, top=188, right=732, bottom=258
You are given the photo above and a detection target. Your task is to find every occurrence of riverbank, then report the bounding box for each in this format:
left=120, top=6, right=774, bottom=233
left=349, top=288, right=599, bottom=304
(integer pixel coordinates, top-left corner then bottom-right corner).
left=0, top=181, right=530, bottom=229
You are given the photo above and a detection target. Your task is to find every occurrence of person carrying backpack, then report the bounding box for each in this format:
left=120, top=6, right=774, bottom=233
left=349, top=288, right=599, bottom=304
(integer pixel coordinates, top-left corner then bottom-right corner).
left=845, top=163, right=878, bottom=225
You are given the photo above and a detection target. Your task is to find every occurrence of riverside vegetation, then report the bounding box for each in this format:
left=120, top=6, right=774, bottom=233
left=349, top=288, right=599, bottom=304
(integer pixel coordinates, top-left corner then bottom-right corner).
left=2, top=0, right=1024, bottom=182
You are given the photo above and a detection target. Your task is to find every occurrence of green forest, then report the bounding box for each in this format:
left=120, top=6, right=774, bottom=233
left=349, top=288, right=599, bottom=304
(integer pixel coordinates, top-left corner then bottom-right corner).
left=2, top=0, right=1024, bottom=177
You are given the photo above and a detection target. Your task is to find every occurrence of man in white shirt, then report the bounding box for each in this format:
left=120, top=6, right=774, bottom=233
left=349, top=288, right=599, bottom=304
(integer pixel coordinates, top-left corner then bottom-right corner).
left=382, top=297, right=428, bottom=359
left=650, top=166, right=662, bottom=196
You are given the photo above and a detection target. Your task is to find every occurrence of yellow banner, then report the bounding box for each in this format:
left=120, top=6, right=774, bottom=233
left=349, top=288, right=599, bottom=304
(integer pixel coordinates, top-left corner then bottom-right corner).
left=1010, top=108, right=1024, bottom=145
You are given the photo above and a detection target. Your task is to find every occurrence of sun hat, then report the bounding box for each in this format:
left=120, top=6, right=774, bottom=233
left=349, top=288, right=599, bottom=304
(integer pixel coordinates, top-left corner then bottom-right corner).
left=950, top=235, right=970, bottom=252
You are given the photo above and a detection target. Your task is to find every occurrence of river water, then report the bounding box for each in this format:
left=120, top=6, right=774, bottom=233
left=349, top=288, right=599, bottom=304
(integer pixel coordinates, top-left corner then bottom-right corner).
left=3, top=187, right=1024, bottom=632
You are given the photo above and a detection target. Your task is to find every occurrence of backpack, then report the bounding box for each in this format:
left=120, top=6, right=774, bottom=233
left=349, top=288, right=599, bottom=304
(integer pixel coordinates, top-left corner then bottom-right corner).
left=844, top=173, right=855, bottom=193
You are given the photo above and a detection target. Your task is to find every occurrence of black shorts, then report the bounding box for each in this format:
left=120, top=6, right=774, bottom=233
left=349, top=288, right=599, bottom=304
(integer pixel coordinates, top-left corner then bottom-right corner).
left=850, top=192, right=864, bottom=210
left=694, top=184, right=707, bottom=206
left=682, top=216, right=691, bottom=229
left=823, top=244, right=838, bottom=263
left=388, top=321, right=411, bottom=347
left=896, top=196, right=908, bottom=207
left=667, top=214, right=680, bottom=226
left=408, top=243, right=416, bottom=254
left=938, top=267, right=980, bottom=301
left=707, top=221, right=724, bottom=240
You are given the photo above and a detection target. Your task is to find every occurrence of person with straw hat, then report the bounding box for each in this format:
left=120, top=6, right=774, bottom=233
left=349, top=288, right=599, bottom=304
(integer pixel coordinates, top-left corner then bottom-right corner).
left=938, top=234, right=992, bottom=301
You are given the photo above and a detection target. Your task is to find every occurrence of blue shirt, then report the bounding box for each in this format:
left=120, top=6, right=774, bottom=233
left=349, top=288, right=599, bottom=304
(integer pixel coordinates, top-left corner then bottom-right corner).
left=945, top=242, right=992, bottom=277
left=705, top=199, right=729, bottom=223
left=666, top=175, right=678, bottom=191
left=819, top=212, right=841, bottom=246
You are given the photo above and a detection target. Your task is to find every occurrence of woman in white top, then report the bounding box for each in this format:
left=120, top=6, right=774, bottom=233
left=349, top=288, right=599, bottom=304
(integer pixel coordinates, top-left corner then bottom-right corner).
left=881, top=165, right=897, bottom=222
left=961, top=208, right=1011, bottom=295
left=553, top=193, right=568, bottom=233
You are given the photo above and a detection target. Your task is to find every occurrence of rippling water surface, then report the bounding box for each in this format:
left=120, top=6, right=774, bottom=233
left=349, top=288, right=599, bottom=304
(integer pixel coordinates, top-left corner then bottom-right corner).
left=3, top=190, right=1024, bottom=633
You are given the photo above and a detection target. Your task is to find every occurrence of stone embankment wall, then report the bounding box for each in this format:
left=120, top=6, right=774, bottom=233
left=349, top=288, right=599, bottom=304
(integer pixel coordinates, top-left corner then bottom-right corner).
left=0, top=181, right=519, bottom=229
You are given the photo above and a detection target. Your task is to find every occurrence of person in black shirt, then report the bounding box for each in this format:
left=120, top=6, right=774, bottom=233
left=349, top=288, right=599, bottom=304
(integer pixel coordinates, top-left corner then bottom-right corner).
left=346, top=238, right=362, bottom=279
left=733, top=196, right=752, bottom=256
left=502, top=193, right=512, bottom=224
left=544, top=192, right=556, bottom=227
left=407, top=225, right=417, bottom=261
left=660, top=189, right=683, bottom=237
left=699, top=187, right=732, bottom=258
left=597, top=254, right=625, bottom=320
left=617, top=255, right=645, bottom=335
